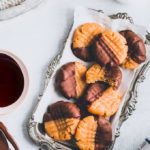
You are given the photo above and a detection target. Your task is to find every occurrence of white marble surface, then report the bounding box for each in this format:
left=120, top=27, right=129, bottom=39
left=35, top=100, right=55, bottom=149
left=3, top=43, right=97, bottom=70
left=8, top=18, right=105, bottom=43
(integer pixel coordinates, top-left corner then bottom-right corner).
left=0, top=0, right=150, bottom=150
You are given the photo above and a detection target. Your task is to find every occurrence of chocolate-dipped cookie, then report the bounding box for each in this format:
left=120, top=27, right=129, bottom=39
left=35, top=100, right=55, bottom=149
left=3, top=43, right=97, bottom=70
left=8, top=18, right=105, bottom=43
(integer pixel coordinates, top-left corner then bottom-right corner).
left=56, top=62, right=87, bottom=99
left=86, top=64, right=122, bottom=89
left=92, top=30, right=128, bottom=66
left=120, top=30, right=146, bottom=69
left=84, top=83, right=121, bottom=117
left=44, top=101, right=80, bottom=141
left=72, top=23, right=104, bottom=61
left=75, top=116, right=112, bottom=150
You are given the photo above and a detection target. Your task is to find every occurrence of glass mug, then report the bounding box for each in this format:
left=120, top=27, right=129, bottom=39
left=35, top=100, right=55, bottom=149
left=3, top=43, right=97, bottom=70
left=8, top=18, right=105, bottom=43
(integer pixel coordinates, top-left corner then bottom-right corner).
left=0, top=50, right=29, bottom=115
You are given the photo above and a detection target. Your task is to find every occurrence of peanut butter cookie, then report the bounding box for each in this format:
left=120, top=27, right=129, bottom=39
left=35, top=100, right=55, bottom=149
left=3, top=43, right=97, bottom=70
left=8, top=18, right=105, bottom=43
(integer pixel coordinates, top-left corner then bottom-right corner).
left=92, top=30, right=128, bottom=66
left=75, top=116, right=112, bottom=150
left=56, top=62, right=87, bottom=99
left=84, top=83, right=121, bottom=117
left=120, top=30, right=146, bottom=69
left=44, top=101, right=80, bottom=141
left=86, top=64, right=122, bottom=89
left=72, top=23, right=104, bottom=61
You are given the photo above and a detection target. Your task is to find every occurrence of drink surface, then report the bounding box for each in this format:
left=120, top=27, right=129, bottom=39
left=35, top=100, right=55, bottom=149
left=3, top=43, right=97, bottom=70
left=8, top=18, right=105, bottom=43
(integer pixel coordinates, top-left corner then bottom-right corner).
left=0, top=54, right=24, bottom=107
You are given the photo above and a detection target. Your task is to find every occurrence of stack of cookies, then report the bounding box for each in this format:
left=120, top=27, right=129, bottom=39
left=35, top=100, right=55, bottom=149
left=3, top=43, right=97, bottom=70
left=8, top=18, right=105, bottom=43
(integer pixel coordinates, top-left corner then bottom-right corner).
left=43, top=23, right=146, bottom=150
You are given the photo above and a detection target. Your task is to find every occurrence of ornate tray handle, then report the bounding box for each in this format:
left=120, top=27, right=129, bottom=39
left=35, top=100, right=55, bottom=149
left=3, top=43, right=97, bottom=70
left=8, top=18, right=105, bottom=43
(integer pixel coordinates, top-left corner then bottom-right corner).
left=27, top=50, right=73, bottom=150
left=27, top=10, right=150, bottom=150
left=121, top=61, right=150, bottom=121
left=110, top=12, right=134, bottom=24
left=116, top=60, right=150, bottom=136
left=146, top=31, right=150, bottom=44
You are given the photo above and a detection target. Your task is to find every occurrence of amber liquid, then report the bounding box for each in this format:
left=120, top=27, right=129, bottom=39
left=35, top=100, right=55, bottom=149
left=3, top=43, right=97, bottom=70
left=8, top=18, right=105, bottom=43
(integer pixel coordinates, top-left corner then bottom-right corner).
left=0, top=54, right=24, bottom=107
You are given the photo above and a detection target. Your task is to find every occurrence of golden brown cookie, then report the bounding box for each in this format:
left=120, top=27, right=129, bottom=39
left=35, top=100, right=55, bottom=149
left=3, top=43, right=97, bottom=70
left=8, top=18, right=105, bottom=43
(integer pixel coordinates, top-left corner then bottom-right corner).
left=75, top=116, right=112, bottom=150
left=72, top=23, right=104, bottom=61
left=120, top=30, right=146, bottom=69
left=44, top=101, right=80, bottom=141
left=56, top=62, right=87, bottom=99
left=84, top=82, right=121, bottom=117
left=92, top=30, right=128, bottom=66
left=86, top=64, right=122, bottom=89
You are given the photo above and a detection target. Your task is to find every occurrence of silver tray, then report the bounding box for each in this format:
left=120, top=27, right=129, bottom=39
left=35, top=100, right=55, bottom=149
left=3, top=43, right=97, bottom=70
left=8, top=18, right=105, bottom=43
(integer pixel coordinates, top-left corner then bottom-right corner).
left=27, top=9, right=150, bottom=150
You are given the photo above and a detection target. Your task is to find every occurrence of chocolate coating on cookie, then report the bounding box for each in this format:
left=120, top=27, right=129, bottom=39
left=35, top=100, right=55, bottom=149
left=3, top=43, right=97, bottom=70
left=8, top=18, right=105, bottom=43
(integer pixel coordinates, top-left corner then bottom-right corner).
left=87, top=87, right=121, bottom=117
left=84, top=82, right=109, bottom=104
left=92, top=34, right=119, bottom=66
left=43, top=101, right=81, bottom=123
left=47, top=101, right=81, bottom=120
left=43, top=112, right=52, bottom=123
left=56, top=62, right=87, bottom=99
left=92, top=30, right=128, bottom=67
left=75, top=116, right=112, bottom=150
left=72, top=23, right=104, bottom=62
left=86, top=64, right=122, bottom=89
left=105, top=66, right=122, bottom=89
left=95, top=117, right=112, bottom=150
left=120, top=30, right=146, bottom=64
left=72, top=45, right=93, bottom=61
left=75, top=99, right=92, bottom=118
left=56, top=62, right=76, bottom=99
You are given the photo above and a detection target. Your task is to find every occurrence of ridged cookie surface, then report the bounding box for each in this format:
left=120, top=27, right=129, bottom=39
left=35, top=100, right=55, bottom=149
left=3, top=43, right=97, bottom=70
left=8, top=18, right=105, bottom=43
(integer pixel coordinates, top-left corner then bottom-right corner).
left=75, top=116, right=112, bottom=150
left=84, top=83, right=121, bottom=117
left=72, top=23, right=104, bottom=61
left=43, top=101, right=80, bottom=141
left=92, top=30, right=128, bottom=66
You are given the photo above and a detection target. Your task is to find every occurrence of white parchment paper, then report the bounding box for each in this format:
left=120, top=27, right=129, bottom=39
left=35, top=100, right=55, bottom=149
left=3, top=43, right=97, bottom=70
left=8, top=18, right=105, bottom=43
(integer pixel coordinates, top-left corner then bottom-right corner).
left=34, top=6, right=150, bottom=140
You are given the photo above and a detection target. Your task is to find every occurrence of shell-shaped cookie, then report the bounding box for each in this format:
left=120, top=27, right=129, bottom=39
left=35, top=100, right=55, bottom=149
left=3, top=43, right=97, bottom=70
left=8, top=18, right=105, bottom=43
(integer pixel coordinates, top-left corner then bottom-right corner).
left=75, top=116, right=112, bottom=150
left=44, top=101, right=80, bottom=141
